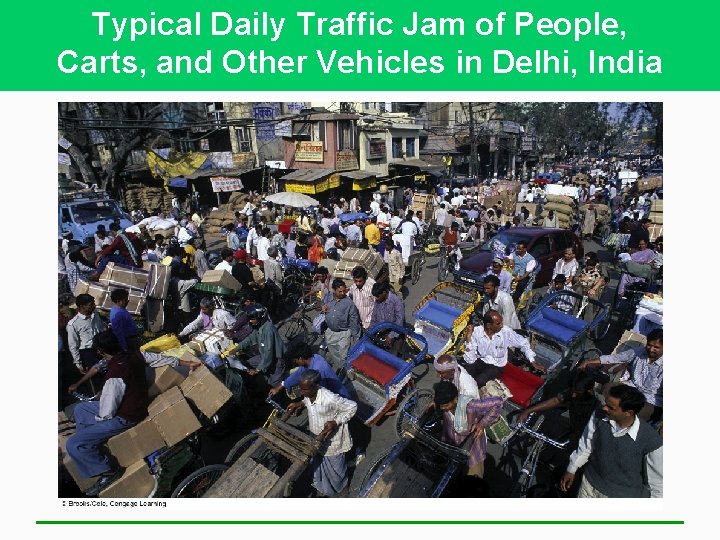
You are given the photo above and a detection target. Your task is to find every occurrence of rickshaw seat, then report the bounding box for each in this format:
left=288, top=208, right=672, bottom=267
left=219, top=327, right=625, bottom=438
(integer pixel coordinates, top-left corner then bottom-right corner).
left=416, top=300, right=462, bottom=331
left=526, top=307, right=589, bottom=345
left=349, top=342, right=404, bottom=387
left=499, top=362, right=544, bottom=408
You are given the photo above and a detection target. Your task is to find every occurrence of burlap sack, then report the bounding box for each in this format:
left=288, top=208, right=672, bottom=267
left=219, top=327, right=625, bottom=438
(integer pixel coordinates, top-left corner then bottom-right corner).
left=544, top=202, right=575, bottom=216
left=546, top=194, right=575, bottom=206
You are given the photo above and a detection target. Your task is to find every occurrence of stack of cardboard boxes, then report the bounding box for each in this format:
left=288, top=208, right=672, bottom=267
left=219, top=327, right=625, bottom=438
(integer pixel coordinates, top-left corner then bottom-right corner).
left=648, top=200, right=663, bottom=242
left=333, top=248, right=384, bottom=281
left=59, top=365, right=231, bottom=497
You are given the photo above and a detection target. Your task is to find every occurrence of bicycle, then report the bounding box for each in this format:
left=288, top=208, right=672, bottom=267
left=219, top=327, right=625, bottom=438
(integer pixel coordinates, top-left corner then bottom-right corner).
left=276, top=297, right=322, bottom=346
left=437, top=244, right=460, bottom=282
left=499, top=413, right=570, bottom=497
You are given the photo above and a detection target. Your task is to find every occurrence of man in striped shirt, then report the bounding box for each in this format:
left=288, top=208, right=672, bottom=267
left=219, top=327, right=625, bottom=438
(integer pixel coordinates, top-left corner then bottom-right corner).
left=349, top=266, right=376, bottom=331
left=287, top=370, right=358, bottom=497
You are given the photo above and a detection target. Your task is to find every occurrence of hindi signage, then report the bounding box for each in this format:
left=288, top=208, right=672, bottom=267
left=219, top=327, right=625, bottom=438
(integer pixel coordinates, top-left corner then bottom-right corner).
left=336, top=149, right=359, bottom=171
left=210, top=176, right=244, bottom=193
left=295, top=141, right=324, bottom=162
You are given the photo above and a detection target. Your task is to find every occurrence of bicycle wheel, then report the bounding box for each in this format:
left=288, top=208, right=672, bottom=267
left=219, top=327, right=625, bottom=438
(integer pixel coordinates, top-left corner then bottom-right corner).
left=437, top=251, right=449, bottom=282
left=224, top=432, right=258, bottom=466
left=588, top=311, right=611, bottom=342
left=395, top=388, right=435, bottom=439
left=411, top=257, right=422, bottom=284
left=278, top=315, right=311, bottom=343
left=171, top=464, right=228, bottom=498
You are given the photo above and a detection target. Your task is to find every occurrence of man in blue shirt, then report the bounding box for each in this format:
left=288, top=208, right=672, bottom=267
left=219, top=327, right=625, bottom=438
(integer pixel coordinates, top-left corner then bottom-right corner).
left=510, top=241, right=536, bottom=303
left=109, top=288, right=140, bottom=351
left=268, top=341, right=350, bottom=399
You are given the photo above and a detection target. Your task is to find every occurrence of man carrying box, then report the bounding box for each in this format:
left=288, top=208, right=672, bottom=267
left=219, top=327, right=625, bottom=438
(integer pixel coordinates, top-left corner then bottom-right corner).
left=66, top=330, right=148, bottom=497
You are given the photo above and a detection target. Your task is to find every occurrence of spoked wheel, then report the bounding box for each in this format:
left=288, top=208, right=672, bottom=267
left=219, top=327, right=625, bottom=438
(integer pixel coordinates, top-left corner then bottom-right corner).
left=411, top=257, right=422, bottom=284
left=171, top=464, right=228, bottom=498
left=395, top=388, right=435, bottom=439
left=224, top=433, right=258, bottom=466
left=278, top=315, right=311, bottom=343
left=437, top=251, right=449, bottom=282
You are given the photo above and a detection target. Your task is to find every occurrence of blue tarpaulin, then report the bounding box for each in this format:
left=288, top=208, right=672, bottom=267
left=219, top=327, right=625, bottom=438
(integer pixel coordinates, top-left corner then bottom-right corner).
left=168, top=177, right=188, bottom=188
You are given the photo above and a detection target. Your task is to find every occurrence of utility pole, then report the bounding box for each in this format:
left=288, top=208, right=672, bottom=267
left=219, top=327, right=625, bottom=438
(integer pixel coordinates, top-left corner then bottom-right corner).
left=468, top=102, right=478, bottom=181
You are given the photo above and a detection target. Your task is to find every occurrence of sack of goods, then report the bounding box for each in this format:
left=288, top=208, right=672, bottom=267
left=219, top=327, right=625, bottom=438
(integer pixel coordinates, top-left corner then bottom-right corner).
left=545, top=194, right=575, bottom=206
left=543, top=201, right=575, bottom=217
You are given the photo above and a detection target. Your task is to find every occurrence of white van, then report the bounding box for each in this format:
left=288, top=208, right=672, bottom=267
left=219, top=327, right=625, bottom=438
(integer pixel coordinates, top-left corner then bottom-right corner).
left=58, top=191, right=133, bottom=245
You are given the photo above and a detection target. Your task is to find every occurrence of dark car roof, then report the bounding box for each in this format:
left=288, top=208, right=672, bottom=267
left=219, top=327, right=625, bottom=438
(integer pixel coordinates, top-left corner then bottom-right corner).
left=500, top=227, right=566, bottom=238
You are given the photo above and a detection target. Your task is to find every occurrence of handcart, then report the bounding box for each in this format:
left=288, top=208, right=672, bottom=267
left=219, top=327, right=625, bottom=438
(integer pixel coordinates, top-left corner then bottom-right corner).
left=412, top=282, right=482, bottom=360
left=201, top=399, right=320, bottom=498
left=342, top=323, right=428, bottom=426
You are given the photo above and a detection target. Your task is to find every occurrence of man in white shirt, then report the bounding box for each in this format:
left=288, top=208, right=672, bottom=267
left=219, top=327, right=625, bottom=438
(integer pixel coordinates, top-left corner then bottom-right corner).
left=287, top=369, right=357, bottom=497
left=377, top=206, right=391, bottom=229
left=369, top=199, right=381, bottom=217
left=214, top=248, right=235, bottom=273
left=398, top=210, right=419, bottom=238
left=552, top=248, right=580, bottom=288
left=476, top=275, right=521, bottom=329
left=434, top=203, right=448, bottom=228
left=434, top=354, right=479, bottom=399
left=463, top=310, right=540, bottom=388
left=560, top=384, right=663, bottom=498
left=256, top=227, right=271, bottom=261
left=245, top=224, right=261, bottom=256
left=349, top=196, right=361, bottom=213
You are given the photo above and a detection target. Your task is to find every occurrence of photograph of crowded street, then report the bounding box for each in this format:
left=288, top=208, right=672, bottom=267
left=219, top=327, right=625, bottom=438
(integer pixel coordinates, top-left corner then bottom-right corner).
left=58, top=101, right=663, bottom=499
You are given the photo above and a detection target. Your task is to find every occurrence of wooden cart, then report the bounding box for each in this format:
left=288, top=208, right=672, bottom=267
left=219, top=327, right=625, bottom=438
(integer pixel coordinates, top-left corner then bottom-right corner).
left=203, top=409, right=319, bottom=498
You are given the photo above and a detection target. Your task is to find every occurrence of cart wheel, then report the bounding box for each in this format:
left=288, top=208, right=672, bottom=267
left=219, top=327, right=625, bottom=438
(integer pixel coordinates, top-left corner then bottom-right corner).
left=224, top=432, right=258, bottom=466
left=395, top=388, right=435, bottom=440
left=411, top=257, right=422, bottom=284
left=360, top=449, right=393, bottom=493
left=170, top=464, right=228, bottom=498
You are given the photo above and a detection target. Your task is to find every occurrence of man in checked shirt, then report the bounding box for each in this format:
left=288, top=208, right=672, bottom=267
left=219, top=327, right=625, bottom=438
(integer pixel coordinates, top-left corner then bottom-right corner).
left=287, top=369, right=358, bottom=497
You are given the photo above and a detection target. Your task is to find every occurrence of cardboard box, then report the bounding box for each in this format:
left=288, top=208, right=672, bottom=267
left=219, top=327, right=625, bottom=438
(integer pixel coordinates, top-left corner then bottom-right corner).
left=100, top=286, right=147, bottom=315
left=99, top=460, right=156, bottom=498
left=647, top=224, right=663, bottom=243
left=191, top=328, right=234, bottom=355
left=148, top=387, right=201, bottom=446
left=180, top=365, right=233, bottom=418
left=648, top=211, right=663, bottom=224
left=201, top=269, right=242, bottom=291
left=143, top=261, right=171, bottom=299
left=650, top=200, right=663, bottom=212
left=99, top=262, right=151, bottom=292
left=147, top=365, right=187, bottom=399
left=74, top=276, right=91, bottom=297
left=86, top=282, right=108, bottom=307
left=107, top=419, right=166, bottom=467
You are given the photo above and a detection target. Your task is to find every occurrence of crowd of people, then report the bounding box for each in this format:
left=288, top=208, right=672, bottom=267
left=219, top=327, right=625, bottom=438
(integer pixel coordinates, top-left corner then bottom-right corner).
left=58, top=159, right=664, bottom=498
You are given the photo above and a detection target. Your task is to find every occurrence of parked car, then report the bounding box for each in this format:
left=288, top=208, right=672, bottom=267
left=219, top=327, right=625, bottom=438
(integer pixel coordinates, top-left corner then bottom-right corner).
left=453, top=227, right=584, bottom=290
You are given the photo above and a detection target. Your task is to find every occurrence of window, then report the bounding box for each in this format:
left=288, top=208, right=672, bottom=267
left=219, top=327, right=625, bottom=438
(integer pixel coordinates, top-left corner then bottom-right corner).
left=337, top=120, right=356, bottom=150
left=552, top=232, right=572, bottom=252
left=392, top=137, right=403, bottom=158
left=293, top=121, right=325, bottom=144
left=236, top=127, right=253, bottom=152
left=405, top=137, right=416, bottom=158
left=530, top=237, right=551, bottom=259
left=61, top=208, right=72, bottom=223
left=206, top=102, right=226, bottom=125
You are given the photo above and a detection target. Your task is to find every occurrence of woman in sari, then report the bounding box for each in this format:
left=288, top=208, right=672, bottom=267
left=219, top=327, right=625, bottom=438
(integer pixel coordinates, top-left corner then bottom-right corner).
left=618, top=239, right=656, bottom=296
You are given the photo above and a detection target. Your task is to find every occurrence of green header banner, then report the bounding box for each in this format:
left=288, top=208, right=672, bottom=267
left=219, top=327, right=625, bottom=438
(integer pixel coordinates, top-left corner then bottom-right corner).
left=3, top=0, right=717, bottom=90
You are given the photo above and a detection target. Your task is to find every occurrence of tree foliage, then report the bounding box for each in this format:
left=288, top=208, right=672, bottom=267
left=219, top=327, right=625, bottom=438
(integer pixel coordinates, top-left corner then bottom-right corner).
left=615, top=102, right=663, bottom=152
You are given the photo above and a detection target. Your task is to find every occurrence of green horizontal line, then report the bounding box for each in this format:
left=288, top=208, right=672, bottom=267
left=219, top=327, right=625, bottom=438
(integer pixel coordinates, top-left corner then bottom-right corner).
left=37, top=521, right=684, bottom=525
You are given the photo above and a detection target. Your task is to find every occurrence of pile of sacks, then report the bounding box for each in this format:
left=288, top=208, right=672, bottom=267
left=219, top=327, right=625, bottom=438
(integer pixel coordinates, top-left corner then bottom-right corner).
left=581, top=203, right=611, bottom=225
left=539, top=194, right=577, bottom=229
left=124, top=184, right=174, bottom=214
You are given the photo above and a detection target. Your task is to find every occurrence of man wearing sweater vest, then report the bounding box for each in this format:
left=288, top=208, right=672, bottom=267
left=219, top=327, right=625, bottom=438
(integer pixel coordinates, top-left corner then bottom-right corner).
left=560, top=384, right=663, bottom=497
left=66, top=330, right=148, bottom=497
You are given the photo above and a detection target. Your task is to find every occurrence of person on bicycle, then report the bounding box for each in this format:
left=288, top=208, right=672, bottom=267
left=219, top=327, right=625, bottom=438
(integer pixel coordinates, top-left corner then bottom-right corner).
left=517, top=368, right=605, bottom=444
left=463, top=310, right=541, bottom=389
left=268, top=341, right=349, bottom=399
left=66, top=330, right=148, bottom=497
left=559, top=384, right=663, bottom=498
left=233, top=304, right=286, bottom=388
left=432, top=380, right=503, bottom=478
